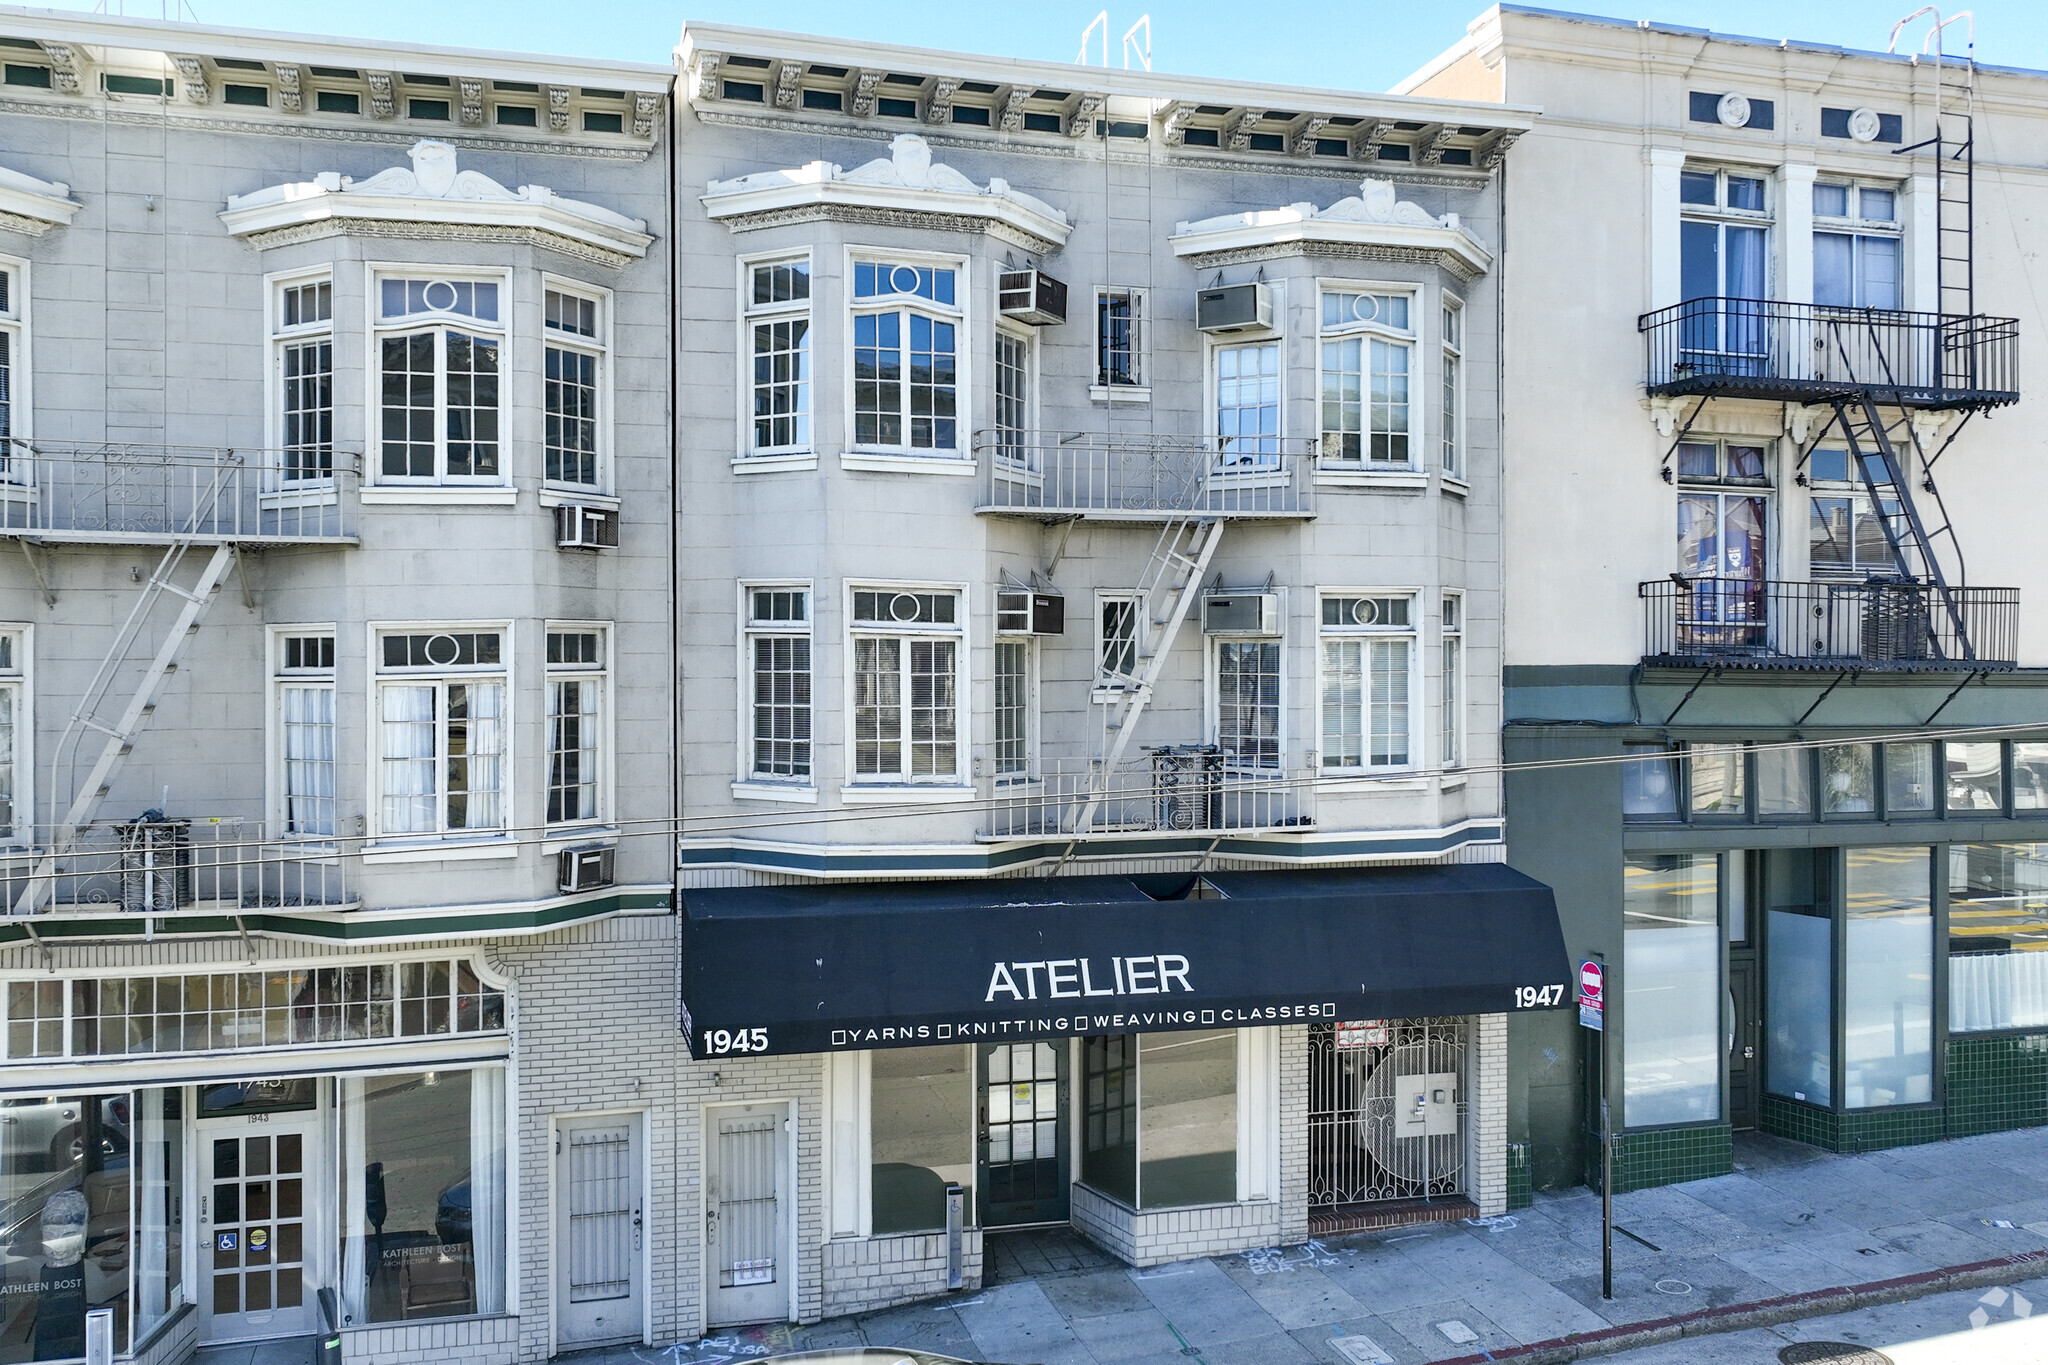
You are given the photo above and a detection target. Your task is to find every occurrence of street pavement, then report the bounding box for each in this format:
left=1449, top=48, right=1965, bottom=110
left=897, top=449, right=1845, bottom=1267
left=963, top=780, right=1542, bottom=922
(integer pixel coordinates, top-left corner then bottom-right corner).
left=575, top=1126, right=2048, bottom=1365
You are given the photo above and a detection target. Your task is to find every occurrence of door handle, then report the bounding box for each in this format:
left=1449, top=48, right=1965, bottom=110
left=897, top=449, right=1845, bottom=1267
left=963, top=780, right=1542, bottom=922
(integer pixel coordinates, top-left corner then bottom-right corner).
left=705, top=1207, right=717, bottom=1243
left=1743, top=1046, right=1755, bottom=1059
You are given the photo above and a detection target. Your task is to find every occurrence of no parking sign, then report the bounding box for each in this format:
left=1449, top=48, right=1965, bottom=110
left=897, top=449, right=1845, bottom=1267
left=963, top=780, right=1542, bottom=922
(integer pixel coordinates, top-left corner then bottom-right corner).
left=1578, top=959, right=1604, bottom=1031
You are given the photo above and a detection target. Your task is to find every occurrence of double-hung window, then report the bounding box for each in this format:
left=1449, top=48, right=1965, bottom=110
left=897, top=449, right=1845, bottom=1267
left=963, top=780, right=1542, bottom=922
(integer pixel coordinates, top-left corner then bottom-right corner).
left=1319, top=594, right=1414, bottom=771
left=993, top=636, right=1033, bottom=782
left=849, top=588, right=963, bottom=784
left=1215, top=636, right=1282, bottom=770
left=545, top=626, right=606, bottom=826
left=1679, top=168, right=1771, bottom=366
left=745, top=587, right=812, bottom=783
left=0, top=629, right=24, bottom=842
left=375, top=273, right=504, bottom=484
left=274, top=274, right=334, bottom=482
left=993, top=329, right=1030, bottom=462
left=1216, top=341, right=1281, bottom=464
left=1441, top=595, right=1463, bottom=769
left=851, top=259, right=961, bottom=454
left=1095, top=288, right=1145, bottom=391
left=375, top=628, right=507, bottom=837
left=1319, top=289, right=1413, bottom=467
left=1440, top=301, right=1463, bottom=477
left=1813, top=182, right=1901, bottom=310
left=745, top=256, right=810, bottom=454
left=0, top=260, right=20, bottom=467
left=1806, top=447, right=1897, bottom=578
left=275, top=631, right=336, bottom=838
left=543, top=284, right=606, bottom=489
left=1676, top=440, right=1771, bottom=581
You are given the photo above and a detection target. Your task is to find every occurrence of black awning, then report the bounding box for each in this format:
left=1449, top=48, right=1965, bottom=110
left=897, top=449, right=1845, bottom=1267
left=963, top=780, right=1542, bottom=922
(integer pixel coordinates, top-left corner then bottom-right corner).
left=679, top=865, right=1569, bottom=1059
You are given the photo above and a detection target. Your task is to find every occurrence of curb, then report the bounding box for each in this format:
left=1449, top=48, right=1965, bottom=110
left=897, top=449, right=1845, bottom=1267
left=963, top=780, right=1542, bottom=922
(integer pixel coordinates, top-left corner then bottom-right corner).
left=1433, top=1248, right=2048, bottom=1364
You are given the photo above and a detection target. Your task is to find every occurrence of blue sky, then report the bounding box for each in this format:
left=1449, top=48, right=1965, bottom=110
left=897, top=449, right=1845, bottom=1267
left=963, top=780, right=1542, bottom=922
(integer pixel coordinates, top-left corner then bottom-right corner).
left=62, top=1, right=2048, bottom=88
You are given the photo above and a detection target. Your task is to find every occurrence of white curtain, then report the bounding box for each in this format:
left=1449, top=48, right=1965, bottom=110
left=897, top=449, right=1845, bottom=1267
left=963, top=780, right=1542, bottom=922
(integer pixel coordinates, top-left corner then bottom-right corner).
left=1952, top=951, right=2048, bottom=1033
left=284, top=684, right=336, bottom=836
left=379, top=685, right=437, bottom=834
left=469, top=1066, right=508, bottom=1314
left=451, top=681, right=505, bottom=830
left=134, top=1088, right=172, bottom=1333
left=0, top=683, right=14, bottom=838
left=339, top=1076, right=370, bottom=1324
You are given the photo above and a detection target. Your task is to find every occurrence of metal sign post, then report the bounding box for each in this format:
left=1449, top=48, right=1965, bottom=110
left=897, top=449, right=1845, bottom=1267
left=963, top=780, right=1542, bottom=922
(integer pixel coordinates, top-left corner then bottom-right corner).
left=1579, top=956, right=1613, bottom=1301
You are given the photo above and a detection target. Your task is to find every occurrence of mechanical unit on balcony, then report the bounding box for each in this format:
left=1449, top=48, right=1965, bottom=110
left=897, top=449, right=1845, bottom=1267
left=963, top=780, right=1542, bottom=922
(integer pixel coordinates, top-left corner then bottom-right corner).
left=555, top=503, right=619, bottom=550
left=998, top=269, right=1068, bottom=326
left=1203, top=590, right=1282, bottom=636
left=995, top=587, right=1066, bottom=636
left=1196, top=282, right=1273, bottom=334
left=119, top=817, right=192, bottom=912
left=557, top=845, right=615, bottom=893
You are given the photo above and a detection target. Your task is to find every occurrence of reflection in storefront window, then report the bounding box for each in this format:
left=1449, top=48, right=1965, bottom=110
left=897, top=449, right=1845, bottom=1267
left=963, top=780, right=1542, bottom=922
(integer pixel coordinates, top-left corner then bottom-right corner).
left=1819, top=744, right=1876, bottom=816
left=339, top=1068, right=505, bottom=1325
left=1081, top=1036, right=1137, bottom=1206
left=1946, top=742, right=2004, bottom=813
left=0, top=1093, right=130, bottom=1362
left=1138, top=1031, right=1236, bottom=1208
left=1622, top=856, right=1721, bottom=1126
left=1844, top=848, right=1934, bottom=1108
left=1755, top=747, right=1814, bottom=818
left=870, top=1045, right=972, bottom=1234
left=1949, top=843, right=2048, bottom=1033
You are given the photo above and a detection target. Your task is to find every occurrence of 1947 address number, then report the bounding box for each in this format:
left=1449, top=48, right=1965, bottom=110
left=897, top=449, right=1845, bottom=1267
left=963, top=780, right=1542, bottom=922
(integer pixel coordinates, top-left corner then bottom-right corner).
left=1514, top=984, right=1568, bottom=1009
left=703, top=1027, right=769, bottom=1055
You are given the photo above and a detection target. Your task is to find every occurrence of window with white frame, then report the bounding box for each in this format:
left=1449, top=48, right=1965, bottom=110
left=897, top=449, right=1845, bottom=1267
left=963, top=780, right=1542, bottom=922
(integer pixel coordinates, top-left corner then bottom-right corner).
left=1680, top=168, right=1770, bottom=314
left=544, top=285, right=606, bottom=488
left=1215, top=638, right=1281, bottom=770
left=546, top=627, right=606, bottom=825
left=1320, top=594, right=1414, bottom=770
left=745, top=587, right=812, bottom=782
left=1320, top=289, right=1412, bottom=466
left=1806, top=447, right=1897, bottom=578
left=745, top=257, right=811, bottom=454
left=1813, top=181, right=1901, bottom=310
left=851, top=259, right=960, bottom=453
left=1096, top=288, right=1145, bottom=389
left=849, top=588, right=962, bottom=783
left=1217, top=341, right=1281, bottom=464
left=274, top=275, right=333, bottom=481
left=375, top=628, right=507, bottom=836
left=0, top=630, right=23, bottom=841
left=275, top=631, right=336, bottom=837
left=1440, top=301, right=1463, bottom=477
left=1098, top=594, right=1140, bottom=687
left=993, top=638, right=1033, bottom=780
left=374, top=273, right=504, bottom=483
left=994, top=329, right=1029, bottom=461
left=1441, top=594, right=1463, bottom=769
left=0, top=262, right=18, bottom=464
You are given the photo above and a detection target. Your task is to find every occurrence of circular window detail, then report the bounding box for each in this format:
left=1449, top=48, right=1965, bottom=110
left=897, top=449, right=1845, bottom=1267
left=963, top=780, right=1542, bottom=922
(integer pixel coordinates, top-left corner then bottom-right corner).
left=423, top=279, right=459, bottom=312
left=424, top=633, right=463, bottom=666
left=1717, top=92, right=1753, bottom=128
left=888, top=264, right=922, bottom=296
left=1348, top=294, right=1381, bottom=325
left=889, top=592, right=923, bottom=623
left=1350, top=599, right=1380, bottom=626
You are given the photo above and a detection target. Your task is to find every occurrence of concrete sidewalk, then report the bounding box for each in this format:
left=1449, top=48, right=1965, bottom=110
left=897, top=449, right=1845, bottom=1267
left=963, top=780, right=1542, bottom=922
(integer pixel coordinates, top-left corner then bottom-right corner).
left=606, top=1126, right=2048, bottom=1365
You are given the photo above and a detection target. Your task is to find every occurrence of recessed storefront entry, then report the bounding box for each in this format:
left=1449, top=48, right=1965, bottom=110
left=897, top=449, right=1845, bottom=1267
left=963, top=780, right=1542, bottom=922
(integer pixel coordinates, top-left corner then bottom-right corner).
left=199, top=1091, right=322, bottom=1344
left=979, top=1041, right=1069, bottom=1226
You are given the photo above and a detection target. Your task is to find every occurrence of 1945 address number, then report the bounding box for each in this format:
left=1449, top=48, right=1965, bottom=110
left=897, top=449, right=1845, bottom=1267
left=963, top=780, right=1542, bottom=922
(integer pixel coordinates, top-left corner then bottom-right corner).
left=703, top=1027, right=769, bottom=1055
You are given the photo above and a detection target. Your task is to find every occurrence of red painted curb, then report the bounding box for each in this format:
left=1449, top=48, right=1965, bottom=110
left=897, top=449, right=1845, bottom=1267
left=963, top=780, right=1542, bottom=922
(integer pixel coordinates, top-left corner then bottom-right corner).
left=1429, top=1248, right=2048, bottom=1365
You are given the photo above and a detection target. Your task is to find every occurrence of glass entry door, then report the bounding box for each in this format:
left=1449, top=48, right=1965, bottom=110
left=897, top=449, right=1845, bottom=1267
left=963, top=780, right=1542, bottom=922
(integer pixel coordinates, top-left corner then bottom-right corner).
left=199, top=1113, right=320, bottom=1342
left=978, top=1041, right=1069, bottom=1226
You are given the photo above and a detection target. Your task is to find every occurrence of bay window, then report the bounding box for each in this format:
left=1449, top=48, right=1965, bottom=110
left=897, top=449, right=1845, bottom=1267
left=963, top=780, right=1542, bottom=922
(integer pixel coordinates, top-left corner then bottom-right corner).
left=1319, top=594, right=1413, bottom=771
left=994, top=329, right=1029, bottom=461
left=849, top=588, right=962, bottom=783
left=851, top=258, right=960, bottom=454
left=1440, top=300, right=1462, bottom=477
left=1319, top=289, right=1412, bottom=467
left=543, top=284, right=605, bottom=488
left=375, top=273, right=504, bottom=484
left=993, top=638, right=1032, bottom=780
left=1440, top=594, right=1463, bottom=769
left=745, top=256, right=810, bottom=454
left=375, top=628, right=507, bottom=837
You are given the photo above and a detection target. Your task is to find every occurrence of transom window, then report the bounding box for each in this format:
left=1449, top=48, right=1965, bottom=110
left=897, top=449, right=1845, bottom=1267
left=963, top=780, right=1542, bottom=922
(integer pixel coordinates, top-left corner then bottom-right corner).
left=1320, top=592, right=1414, bottom=770
left=745, top=257, right=811, bottom=454
left=375, top=627, right=506, bottom=837
left=375, top=272, right=504, bottom=483
left=852, top=257, right=961, bottom=453
left=1320, top=289, right=1413, bottom=466
left=746, top=586, right=812, bottom=782
left=850, top=586, right=963, bottom=783
left=544, top=284, right=606, bottom=488
left=273, top=273, right=333, bottom=482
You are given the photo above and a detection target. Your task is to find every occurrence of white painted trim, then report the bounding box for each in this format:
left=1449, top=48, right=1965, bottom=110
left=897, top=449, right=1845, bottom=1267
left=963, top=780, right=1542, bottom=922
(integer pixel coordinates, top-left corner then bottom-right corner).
left=836, top=785, right=977, bottom=806
left=730, top=782, right=819, bottom=804
left=838, top=453, right=975, bottom=476
left=732, top=453, right=819, bottom=474
left=1315, top=471, right=1429, bottom=490
left=1646, top=147, right=1686, bottom=314
left=537, top=489, right=621, bottom=510
left=542, top=618, right=614, bottom=829
left=358, top=486, right=520, bottom=505
left=737, top=579, right=815, bottom=788
left=0, top=622, right=32, bottom=848
left=1235, top=1027, right=1279, bottom=1204
left=0, top=164, right=80, bottom=232
left=840, top=243, right=973, bottom=460
left=736, top=246, right=818, bottom=460
left=1171, top=203, right=1492, bottom=274
left=362, top=837, right=519, bottom=863
left=539, top=271, right=616, bottom=497
left=841, top=577, right=970, bottom=789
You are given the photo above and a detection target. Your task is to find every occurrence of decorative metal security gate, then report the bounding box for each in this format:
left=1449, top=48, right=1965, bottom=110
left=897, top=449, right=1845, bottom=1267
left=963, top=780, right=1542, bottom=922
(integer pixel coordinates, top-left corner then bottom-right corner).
left=1307, top=1018, right=1467, bottom=1207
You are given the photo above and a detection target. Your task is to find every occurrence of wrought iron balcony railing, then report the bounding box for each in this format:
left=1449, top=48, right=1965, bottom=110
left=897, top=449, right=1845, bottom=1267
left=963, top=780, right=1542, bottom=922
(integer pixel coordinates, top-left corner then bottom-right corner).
left=975, top=431, right=1317, bottom=520
left=3, top=819, right=358, bottom=917
left=981, top=749, right=1316, bottom=840
left=1640, top=576, right=2018, bottom=671
left=0, top=439, right=359, bottom=543
left=1638, top=299, right=2019, bottom=410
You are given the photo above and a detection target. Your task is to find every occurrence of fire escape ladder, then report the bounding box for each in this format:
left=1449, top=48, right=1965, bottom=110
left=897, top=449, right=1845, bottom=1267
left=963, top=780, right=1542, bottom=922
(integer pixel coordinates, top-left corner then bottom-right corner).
left=1069, top=516, right=1224, bottom=834
left=1832, top=395, right=1973, bottom=659
left=13, top=539, right=239, bottom=915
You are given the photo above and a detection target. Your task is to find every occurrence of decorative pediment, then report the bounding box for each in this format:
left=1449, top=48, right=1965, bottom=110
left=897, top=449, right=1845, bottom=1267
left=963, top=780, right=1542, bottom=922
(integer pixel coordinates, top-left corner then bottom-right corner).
left=0, top=163, right=82, bottom=237
left=1170, top=178, right=1492, bottom=278
left=701, top=133, right=1072, bottom=254
left=219, top=139, right=654, bottom=267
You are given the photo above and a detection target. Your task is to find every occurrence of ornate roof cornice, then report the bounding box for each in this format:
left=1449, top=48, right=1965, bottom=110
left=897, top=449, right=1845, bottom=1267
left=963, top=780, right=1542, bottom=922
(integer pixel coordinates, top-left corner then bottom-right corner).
left=1170, top=177, right=1493, bottom=276
left=0, top=163, right=83, bottom=236
left=219, top=138, right=654, bottom=266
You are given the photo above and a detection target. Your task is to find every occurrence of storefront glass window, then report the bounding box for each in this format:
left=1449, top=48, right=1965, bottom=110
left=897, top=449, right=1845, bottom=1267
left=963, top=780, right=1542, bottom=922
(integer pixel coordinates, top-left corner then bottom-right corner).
left=1948, top=843, right=2048, bottom=1033
left=1767, top=904, right=1833, bottom=1106
left=870, top=1045, right=972, bottom=1233
left=1756, top=748, right=1813, bottom=818
left=1080, top=1034, right=1137, bottom=1206
left=1622, top=856, right=1721, bottom=1126
left=1689, top=744, right=1746, bottom=817
left=1621, top=744, right=1678, bottom=819
left=339, top=1068, right=505, bottom=1325
left=0, top=1093, right=131, bottom=1361
left=1819, top=744, right=1876, bottom=816
left=1884, top=743, right=1937, bottom=815
left=132, top=1088, right=184, bottom=1349
left=2013, top=745, right=2048, bottom=810
left=1946, top=742, right=2004, bottom=813
left=1844, top=848, right=1934, bottom=1108
left=1138, top=1031, right=1236, bottom=1208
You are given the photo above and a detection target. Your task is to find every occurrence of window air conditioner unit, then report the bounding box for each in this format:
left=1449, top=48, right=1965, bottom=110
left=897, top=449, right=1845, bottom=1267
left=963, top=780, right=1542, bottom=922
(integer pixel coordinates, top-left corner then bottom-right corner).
left=998, top=269, right=1069, bottom=326
left=555, top=503, right=619, bottom=550
left=1196, top=282, right=1273, bottom=334
left=557, top=845, right=615, bottom=893
left=1202, top=591, right=1282, bottom=636
left=995, top=587, right=1066, bottom=635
